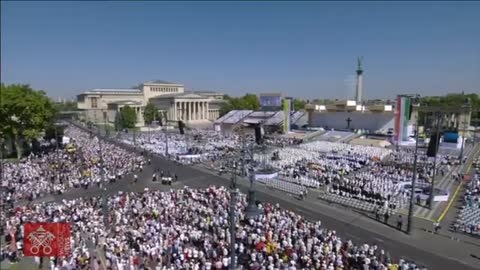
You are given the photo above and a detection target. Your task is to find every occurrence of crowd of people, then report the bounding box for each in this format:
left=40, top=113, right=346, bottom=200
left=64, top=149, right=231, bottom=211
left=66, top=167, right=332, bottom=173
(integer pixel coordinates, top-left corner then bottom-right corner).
left=119, top=128, right=472, bottom=219
left=0, top=126, right=145, bottom=204
left=298, top=142, right=392, bottom=161
left=121, top=130, right=250, bottom=165
left=263, top=136, right=303, bottom=147
left=1, top=186, right=426, bottom=269
left=4, top=122, right=477, bottom=269
left=259, top=148, right=365, bottom=187
left=455, top=159, right=480, bottom=235
left=329, top=166, right=410, bottom=211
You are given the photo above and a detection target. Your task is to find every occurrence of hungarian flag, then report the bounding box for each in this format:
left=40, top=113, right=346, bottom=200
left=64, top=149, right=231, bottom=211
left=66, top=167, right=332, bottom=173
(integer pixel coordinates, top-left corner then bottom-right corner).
left=23, top=223, right=71, bottom=257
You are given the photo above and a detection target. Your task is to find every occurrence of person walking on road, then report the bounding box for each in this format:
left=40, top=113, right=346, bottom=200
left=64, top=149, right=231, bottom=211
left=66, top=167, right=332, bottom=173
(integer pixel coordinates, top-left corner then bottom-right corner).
left=397, top=215, right=403, bottom=230
left=384, top=211, right=390, bottom=224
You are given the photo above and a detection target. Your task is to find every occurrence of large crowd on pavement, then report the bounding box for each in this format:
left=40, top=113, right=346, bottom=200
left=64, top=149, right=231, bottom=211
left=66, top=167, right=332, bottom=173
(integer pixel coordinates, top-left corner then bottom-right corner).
left=121, top=130, right=250, bottom=165
left=1, top=186, right=426, bottom=270
left=455, top=157, right=480, bottom=235
left=0, top=126, right=144, bottom=204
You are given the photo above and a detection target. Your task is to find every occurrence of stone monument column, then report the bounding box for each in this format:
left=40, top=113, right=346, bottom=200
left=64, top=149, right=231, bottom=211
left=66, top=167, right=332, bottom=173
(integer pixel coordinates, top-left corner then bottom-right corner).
left=355, top=57, right=364, bottom=104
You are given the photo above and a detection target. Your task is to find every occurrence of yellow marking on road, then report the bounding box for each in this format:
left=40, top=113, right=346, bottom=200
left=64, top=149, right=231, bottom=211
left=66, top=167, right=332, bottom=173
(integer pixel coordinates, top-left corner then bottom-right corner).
left=436, top=182, right=462, bottom=222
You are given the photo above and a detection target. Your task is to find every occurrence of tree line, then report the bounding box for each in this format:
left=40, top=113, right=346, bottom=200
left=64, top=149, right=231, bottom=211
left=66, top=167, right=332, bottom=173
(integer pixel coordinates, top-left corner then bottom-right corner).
left=419, top=93, right=480, bottom=126
left=219, top=94, right=307, bottom=117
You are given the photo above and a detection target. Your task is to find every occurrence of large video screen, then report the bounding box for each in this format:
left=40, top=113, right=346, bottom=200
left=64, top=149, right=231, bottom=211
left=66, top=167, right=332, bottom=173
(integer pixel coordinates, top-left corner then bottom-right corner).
left=260, top=95, right=282, bottom=107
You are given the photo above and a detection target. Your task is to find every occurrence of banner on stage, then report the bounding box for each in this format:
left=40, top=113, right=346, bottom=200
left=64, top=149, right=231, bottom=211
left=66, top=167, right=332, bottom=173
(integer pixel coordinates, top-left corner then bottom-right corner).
left=23, top=223, right=71, bottom=257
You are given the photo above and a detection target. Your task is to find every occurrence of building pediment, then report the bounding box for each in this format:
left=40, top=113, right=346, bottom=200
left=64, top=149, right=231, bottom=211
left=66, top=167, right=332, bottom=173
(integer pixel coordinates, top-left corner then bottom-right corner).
left=150, top=93, right=207, bottom=100
left=177, top=93, right=204, bottom=99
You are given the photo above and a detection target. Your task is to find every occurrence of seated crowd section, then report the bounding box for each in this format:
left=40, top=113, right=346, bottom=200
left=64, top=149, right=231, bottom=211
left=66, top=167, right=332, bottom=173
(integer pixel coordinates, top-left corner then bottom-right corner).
left=2, top=185, right=425, bottom=269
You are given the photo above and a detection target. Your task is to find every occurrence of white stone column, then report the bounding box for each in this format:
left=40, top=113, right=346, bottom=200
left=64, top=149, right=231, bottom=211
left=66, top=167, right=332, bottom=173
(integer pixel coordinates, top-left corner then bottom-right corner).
left=204, top=102, right=208, bottom=120
left=185, top=101, right=188, bottom=120
left=189, top=102, right=192, bottom=121
left=191, top=101, right=195, bottom=120
left=185, top=102, right=188, bottom=121
left=198, top=102, right=201, bottom=120
left=194, top=102, right=197, bottom=120
left=192, top=102, right=195, bottom=120
left=206, top=102, right=210, bottom=121
left=174, top=101, right=177, bottom=121
left=179, top=102, right=182, bottom=120
left=182, top=102, right=185, bottom=120
left=194, top=102, right=198, bottom=120
left=198, top=102, right=202, bottom=120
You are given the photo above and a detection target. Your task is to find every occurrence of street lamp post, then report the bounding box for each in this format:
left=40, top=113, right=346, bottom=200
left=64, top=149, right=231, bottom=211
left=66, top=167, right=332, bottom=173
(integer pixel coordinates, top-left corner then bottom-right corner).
left=0, top=133, right=4, bottom=187
left=164, top=112, right=169, bottom=159
left=428, top=113, right=441, bottom=209
left=99, top=112, right=109, bottom=230
left=459, top=100, right=470, bottom=165
left=53, top=118, right=61, bottom=186
left=229, top=131, right=260, bottom=269
left=229, top=164, right=238, bottom=270
left=407, top=103, right=420, bottom=234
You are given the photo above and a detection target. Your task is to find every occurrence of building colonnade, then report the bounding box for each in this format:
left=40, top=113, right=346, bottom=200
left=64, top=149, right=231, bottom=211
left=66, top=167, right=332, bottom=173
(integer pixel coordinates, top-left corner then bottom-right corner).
left=170, top=100, right=210, bottom=121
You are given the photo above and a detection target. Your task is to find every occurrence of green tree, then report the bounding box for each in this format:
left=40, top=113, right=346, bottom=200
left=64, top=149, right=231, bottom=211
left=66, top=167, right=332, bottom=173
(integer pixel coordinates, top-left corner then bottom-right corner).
left=293, top=99, right=306, bottom=110
left=119, top=106, right=137, bottom=129
left=419, top=93, right=480, bottom=127
left=219, top=103, right=234, bottom=117
left=0, top=84, right=57, bottom=158
left=44, top=123, right=66, bottom=142
left=143, top=102, right=160, bottom=125
left=242, top=94, right=260, bottom=110
left=219, top=94, right=260, bottom=116
left=114, top=112, right=122, bottom=131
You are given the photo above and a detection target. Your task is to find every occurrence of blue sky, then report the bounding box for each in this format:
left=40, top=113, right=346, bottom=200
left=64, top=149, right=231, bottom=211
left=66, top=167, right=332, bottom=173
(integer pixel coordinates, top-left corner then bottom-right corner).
left=1, top=1, right=479, bottom=100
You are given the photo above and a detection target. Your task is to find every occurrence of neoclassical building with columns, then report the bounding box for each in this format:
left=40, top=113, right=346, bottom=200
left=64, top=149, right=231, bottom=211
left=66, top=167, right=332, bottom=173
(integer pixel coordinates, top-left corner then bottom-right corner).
left=77, top=80, right=224, bottom=126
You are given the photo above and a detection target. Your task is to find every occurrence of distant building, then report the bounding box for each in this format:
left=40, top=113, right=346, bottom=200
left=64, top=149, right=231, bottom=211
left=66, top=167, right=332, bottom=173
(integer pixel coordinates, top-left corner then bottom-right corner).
left=305, top=100, right=395, bottom=133
left=77, top=80, right=225, bottom=126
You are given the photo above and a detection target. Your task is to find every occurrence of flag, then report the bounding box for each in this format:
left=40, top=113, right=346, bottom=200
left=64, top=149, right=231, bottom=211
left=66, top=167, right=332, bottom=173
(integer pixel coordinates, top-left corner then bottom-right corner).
left=23, top=223, right=71, bottom=257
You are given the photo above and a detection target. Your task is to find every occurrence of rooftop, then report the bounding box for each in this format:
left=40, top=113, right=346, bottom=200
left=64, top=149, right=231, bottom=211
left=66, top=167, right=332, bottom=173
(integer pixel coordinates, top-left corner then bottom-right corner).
left=84, top=88, right=141, bottom=93
left=144, top=80, right=178, bottom=85
left=149, top=93, right=205, bottom=99
left=185, top=90, right=221, bottom=95
left=107, top=100, right=143, bottom=105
